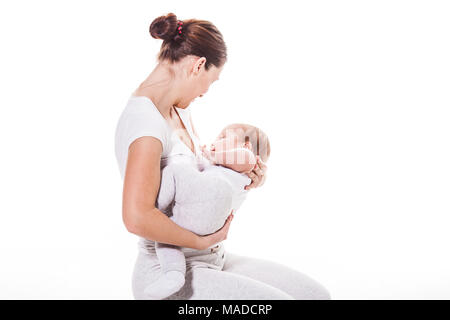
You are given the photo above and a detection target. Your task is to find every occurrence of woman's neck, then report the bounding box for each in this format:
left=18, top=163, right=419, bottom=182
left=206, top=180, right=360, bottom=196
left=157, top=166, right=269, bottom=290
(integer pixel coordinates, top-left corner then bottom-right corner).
left=135, top=64, right=181, bottom=119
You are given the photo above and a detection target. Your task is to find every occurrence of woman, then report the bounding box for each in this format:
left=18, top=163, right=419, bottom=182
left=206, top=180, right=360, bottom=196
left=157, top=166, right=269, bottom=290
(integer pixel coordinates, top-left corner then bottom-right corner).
left=114, top=13, right=331, bottom=300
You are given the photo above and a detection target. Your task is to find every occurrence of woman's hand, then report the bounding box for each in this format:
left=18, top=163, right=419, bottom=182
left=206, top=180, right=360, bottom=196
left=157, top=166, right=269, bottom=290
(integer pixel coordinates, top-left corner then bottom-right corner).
left=244, top=155, right=267, bottom=190
left=196, top=210, right=234, bottom=250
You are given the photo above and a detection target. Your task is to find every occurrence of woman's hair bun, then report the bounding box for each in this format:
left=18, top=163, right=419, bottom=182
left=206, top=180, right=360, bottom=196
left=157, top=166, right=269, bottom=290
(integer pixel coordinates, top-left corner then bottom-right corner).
left=149, top=12, right=179, bottom=42
left=149, top=13, right=227, bottom=69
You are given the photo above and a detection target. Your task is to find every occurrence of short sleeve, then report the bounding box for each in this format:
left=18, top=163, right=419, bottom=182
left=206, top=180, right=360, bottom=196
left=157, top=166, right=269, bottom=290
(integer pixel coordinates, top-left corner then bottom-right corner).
left=124, top=110, right=169, bottom=153
left=114, top=97, right=172, bottom=180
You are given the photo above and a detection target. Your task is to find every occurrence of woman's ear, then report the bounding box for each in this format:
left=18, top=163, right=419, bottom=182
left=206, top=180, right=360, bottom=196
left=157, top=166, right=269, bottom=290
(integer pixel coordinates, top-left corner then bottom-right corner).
left=193, top=57, right=207, bottom=75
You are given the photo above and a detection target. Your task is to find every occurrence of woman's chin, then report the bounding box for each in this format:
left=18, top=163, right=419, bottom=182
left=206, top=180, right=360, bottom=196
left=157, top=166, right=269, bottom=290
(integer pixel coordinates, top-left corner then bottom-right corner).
left=184, top=101, right=196, bottom=108
left=175, top=101, right=190, bottom=109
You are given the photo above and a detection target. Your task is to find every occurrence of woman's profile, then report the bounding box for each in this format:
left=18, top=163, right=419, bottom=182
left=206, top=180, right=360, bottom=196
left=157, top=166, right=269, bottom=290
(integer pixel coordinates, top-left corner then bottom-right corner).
left=114, top=12, right=331, bottom=300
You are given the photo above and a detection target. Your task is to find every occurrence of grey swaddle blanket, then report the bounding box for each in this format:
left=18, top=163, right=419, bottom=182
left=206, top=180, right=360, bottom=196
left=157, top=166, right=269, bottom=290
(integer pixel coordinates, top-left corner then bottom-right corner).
left=144, top=154, right=251, bottom=299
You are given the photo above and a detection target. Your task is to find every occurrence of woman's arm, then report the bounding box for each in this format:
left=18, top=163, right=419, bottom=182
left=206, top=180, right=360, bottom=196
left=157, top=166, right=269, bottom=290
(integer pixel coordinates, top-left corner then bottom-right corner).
left=122, top=136, right=233, bottom=250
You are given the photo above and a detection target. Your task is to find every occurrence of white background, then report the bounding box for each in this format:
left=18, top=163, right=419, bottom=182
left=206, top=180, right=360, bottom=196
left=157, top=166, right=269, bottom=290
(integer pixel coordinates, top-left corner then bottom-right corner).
left=1, top=0, right=449, bottom=299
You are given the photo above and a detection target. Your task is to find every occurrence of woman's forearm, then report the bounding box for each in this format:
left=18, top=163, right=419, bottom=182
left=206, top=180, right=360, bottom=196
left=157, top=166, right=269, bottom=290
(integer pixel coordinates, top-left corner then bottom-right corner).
left=128, top=207, right=201, bottom=249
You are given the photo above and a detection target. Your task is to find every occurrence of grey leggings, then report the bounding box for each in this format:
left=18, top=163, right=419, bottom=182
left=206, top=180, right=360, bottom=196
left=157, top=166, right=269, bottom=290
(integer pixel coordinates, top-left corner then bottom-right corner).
left=132, top=240, right=331, bottom=300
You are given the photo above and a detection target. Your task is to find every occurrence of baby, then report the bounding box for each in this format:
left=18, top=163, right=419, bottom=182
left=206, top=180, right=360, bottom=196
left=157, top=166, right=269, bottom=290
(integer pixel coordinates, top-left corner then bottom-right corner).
left=144, top=123, right=271, bottom=299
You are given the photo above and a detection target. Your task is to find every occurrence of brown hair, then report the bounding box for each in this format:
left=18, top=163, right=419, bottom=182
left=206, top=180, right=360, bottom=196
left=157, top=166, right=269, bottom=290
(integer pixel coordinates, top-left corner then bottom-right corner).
left=149, top=13, right=227, bottom=71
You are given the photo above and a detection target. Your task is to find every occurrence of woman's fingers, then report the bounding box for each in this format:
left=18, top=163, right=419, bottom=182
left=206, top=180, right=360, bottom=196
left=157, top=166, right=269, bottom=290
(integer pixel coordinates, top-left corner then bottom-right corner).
left=220, top=212, right=234, bottom=240
left=198, top=211, right=234, bottom=249
left=248, top=171, right=256, bottom=178
left=226, top=210, right=234, bottom=224
left=256, top=156, right=267, bottom=174
left=245, top=156, right=267, bottom=190
left=221, top=211, right=234, bottom=230
left=253, top=166, right=262, bottom=176
left=255, top=156, right=267, bottom=187
left=244, top=172, right=260, bottom=190
left=244, top=155, right=265, bottom=189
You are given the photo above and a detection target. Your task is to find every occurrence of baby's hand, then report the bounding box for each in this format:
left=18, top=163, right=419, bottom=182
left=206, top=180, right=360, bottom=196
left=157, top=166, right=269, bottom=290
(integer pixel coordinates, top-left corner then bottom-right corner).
left=200, top=144, right=214, bottom=162
left=200, top=144, right=208, bottom=157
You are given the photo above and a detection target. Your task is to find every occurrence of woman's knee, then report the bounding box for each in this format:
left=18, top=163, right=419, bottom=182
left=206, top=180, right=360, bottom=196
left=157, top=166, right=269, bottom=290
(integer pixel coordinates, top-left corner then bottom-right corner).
left=282, top=271, right=332, bottom=300
left=223, top=253, right=331, bottom=300
left=303, top=280, right=332, bottom=300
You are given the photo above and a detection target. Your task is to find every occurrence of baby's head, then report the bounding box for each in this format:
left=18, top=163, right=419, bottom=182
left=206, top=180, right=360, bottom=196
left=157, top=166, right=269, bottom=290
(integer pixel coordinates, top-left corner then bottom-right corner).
left=212, top=123, right=271, bottom=163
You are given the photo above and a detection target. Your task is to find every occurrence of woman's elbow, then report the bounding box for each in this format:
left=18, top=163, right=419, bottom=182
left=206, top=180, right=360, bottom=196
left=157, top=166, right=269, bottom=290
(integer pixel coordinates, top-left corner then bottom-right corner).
left=122, top=209, right=143, bottom=235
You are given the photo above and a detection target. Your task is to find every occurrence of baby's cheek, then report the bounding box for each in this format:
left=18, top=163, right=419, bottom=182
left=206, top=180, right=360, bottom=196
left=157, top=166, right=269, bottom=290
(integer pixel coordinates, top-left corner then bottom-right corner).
left=248, top=152, right=257, bottom=167
left=212, top=139, right=226, bottom=153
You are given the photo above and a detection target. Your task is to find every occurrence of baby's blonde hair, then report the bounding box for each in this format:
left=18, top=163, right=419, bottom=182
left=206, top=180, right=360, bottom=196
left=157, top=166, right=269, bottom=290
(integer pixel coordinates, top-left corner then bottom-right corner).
left=221, top=123, right=271, bottom=163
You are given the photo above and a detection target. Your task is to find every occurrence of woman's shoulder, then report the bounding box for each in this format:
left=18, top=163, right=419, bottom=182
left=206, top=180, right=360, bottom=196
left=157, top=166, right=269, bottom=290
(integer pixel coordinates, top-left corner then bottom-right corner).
left=119, top=96, right=170, bottom=132
left=123, top=95, right=164, bottom=118
left=115, top=95, right=173, bottom=159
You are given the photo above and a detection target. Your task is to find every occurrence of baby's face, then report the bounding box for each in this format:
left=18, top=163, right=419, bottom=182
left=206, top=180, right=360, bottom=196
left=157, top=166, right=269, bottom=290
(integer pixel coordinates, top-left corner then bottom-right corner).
left=211, top=126, right=253, bottom=154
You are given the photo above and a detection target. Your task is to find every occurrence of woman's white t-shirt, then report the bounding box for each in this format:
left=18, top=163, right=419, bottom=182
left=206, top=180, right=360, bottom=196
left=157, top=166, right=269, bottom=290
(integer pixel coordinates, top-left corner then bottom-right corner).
left=114, top=95, right=204, bottom=181
left=115, top=95, right=214, bottom=253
